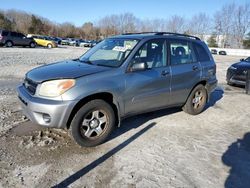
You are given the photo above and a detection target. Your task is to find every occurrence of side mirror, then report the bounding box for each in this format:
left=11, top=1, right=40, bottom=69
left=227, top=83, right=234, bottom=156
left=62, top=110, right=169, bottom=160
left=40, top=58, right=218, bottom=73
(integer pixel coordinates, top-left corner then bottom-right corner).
left=240, top=58, right=245, bottom=61
left=130, top=62, right=147, bottom=72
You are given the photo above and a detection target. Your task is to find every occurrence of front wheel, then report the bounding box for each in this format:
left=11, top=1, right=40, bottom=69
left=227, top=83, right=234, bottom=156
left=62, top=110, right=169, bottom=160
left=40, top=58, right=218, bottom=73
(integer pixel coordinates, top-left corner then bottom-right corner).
left=70, top=99, right=115, bottom=147
left=182, top=84, right=207, bottom=115
left=47, top=43, right=52, bottom=48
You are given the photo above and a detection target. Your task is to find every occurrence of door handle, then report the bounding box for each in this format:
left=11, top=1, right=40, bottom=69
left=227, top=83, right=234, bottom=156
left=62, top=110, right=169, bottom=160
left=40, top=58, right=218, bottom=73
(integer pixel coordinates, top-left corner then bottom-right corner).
left=192, top=66, right=199, bottom=71
left=161, top=70, right=170, bottom=76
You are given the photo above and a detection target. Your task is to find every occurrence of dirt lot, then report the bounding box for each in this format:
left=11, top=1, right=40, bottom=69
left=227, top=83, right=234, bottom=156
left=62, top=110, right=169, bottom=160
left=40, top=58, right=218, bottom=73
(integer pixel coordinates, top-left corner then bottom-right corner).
left=0, top=47, right=249, bottom=188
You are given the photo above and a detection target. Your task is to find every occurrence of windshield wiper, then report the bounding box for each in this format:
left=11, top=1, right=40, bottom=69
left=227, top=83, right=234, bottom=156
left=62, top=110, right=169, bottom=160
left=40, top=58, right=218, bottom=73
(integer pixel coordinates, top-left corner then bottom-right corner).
left=95, top=63, right=116, bottom=68
left=74, top=58, right=93, bottom=65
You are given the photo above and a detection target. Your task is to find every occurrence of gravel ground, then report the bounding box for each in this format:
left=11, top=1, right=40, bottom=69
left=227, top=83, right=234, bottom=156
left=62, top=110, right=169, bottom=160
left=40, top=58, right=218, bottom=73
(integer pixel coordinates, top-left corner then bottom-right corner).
left=0, top=47, right=250, bottom=188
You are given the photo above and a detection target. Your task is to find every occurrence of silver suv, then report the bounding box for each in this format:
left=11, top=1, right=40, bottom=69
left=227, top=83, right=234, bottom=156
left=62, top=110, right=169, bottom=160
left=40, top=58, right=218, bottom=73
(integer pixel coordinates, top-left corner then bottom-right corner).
left=17, top=32, right=217, bottom=147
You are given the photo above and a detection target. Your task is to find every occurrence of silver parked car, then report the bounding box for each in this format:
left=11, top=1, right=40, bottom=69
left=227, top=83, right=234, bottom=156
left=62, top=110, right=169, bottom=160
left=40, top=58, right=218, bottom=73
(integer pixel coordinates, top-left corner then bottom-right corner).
left=17, top=32, right=217, bottom=147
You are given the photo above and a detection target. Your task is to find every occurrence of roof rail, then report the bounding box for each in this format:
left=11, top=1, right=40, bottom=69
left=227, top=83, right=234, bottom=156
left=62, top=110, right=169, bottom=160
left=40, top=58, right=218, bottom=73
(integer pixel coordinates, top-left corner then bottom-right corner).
left=155, top=32, right=201, bottom=40
left=122, top=32, right=201, bottom=40
left=122, top=32, right=158, bottom=35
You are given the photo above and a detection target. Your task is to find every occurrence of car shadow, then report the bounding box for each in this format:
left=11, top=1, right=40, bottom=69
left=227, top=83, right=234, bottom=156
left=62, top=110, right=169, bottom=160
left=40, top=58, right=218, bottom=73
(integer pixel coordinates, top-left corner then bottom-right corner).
left=108, top=107, right=181, bottom=142
left=222, top=132, right=250, bottom=188
left=52, top=108, right=181, bottom=187
left=52, top=122, right=156, bottom=188
left=204, top=86, right=224, bottom=111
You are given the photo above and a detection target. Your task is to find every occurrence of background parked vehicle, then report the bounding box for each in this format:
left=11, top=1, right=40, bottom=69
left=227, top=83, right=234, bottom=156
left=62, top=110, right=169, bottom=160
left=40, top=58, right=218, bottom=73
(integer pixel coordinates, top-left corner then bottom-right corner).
left=68, top=38, right=77, bottom=46
left=227, top=57, right=250, bottom=86
left=78, top=40, right=88, bottom=47
left=211, top=49, right=218, bottom=54
left=0, top=29, right=36, bottom=48
left=83, top=40, right=97, bottom=48
left=61, top=38, right=70, bottom=45
left=54, top=37, right=62, bottom=45
left=27, top=34, right=57, bottom=48
left=47, top=36, right=61, bottom=45
left=219, top=50, right=227, bottom=55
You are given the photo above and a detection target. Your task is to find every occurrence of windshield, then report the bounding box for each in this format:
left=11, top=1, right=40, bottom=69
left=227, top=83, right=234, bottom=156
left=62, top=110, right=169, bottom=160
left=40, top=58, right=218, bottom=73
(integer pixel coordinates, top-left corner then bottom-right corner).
left=79, top=38, right=139, bottom=67
left=245, top=57, right=250, bottom=62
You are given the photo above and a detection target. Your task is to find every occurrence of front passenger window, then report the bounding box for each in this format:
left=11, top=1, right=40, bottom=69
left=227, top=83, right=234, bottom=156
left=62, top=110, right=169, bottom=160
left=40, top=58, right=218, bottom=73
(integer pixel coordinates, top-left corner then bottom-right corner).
left=131, top=39, right=166, bottom=69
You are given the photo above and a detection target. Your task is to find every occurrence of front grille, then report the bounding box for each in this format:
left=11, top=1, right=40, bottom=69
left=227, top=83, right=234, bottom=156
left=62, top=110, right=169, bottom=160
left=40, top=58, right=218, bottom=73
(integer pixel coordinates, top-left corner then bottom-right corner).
left=234, top=74, right=246, bottom=81
left=233, top=70, right=247, bottom=81
left=23, top=78, right=38, bottom=95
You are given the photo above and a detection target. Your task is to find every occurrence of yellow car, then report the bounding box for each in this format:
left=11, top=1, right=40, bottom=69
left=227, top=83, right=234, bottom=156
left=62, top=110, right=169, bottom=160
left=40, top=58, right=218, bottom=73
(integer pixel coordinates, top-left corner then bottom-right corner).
left=27, top=34, right=57, bottom=48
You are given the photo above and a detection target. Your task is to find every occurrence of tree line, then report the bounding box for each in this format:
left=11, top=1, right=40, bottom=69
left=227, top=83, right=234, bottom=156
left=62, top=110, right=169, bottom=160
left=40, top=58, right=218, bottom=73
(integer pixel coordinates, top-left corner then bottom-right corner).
left=0, top=2, right=250, bottom=48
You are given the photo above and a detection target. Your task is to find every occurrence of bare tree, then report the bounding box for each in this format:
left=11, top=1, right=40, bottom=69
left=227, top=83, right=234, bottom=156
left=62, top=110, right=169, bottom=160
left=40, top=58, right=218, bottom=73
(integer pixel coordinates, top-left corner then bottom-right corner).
left=98, top=15, right=119, bottom=37
left=214, top=3, right=236, bottom=47
left=117, top=13, right=137, bottom=33
left=59, top=22, right=77, bottom=38
left=188, top=13, right=211, bottom=40
left=232, top=3, right=250, bottom=48
left=166, top=15, right=186, bottom=33
left=4, top=9, right=31, bottom=34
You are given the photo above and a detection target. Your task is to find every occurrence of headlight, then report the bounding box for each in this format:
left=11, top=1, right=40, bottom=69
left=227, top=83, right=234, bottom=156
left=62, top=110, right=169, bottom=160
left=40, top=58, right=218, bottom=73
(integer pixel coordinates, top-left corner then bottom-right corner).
left=38, top=79, right=75, bottom=97
left=230, top=65, right=237, bottom=70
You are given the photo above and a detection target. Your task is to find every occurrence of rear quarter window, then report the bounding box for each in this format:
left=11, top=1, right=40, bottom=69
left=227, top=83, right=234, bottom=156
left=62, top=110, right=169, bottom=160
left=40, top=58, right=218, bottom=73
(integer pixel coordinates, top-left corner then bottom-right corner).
left=193, top=43, right=210, bottom=62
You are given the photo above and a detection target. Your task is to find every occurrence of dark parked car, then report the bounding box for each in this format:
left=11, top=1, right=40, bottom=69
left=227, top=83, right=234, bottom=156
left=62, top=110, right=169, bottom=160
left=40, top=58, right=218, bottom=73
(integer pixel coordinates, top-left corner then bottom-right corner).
left=219, top=50, right=227, bottom=55
left=0, top=30, right=36, bottom=48
left=211, top=49, right=218, bottom=55
left=47, top=36, right=61, bottom=45
left=17, top=32, right=217, bottom=147
left=227, top=57, right=250, bottom=86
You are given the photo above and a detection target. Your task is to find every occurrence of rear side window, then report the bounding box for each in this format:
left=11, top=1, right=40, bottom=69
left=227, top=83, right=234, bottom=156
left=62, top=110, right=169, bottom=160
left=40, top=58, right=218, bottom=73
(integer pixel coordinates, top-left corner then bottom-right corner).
left=169, top=40, right=197, bottom=65
left=193, top=43, right=210, bottom=62
left=1, top=31, right=8, bottom=36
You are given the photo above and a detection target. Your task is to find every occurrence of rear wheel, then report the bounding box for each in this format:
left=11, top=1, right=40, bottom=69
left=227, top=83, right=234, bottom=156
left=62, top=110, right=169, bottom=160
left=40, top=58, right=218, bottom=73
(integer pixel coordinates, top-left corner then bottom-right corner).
left=5, top=41, right=13, bottom=47
left=47, top=43, right=52, bottom=48
left=70, top=99, right=115, bottom=147
left=182, top=84, right=207, bottom=115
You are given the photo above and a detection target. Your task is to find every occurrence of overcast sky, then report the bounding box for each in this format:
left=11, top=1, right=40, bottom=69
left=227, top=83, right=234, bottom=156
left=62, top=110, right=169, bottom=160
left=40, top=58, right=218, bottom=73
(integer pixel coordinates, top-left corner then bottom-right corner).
left=1, top=0, right=248, bottom=26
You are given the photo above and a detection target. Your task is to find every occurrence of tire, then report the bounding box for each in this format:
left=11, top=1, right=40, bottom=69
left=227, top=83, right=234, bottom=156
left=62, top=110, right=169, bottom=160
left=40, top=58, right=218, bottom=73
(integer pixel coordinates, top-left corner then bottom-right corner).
left=30, top=42, right=36, bottom=48
left=5, top=41, right=13, bottom=47
left=47, top=43, right=52, bottom=49
left=182, top=84, right=207, bottom=115
left=70, top=99, right=115, bottom=147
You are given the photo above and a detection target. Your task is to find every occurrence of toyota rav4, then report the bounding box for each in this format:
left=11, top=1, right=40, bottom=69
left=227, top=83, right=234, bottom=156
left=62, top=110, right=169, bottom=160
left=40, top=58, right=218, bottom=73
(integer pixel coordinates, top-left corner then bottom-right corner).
left=17, top=32, right=217, bottom=147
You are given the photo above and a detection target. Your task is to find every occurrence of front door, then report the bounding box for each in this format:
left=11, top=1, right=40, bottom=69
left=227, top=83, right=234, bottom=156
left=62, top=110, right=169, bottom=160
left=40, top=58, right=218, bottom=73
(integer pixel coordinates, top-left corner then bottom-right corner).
left=124, top=39, right=171, bottom=115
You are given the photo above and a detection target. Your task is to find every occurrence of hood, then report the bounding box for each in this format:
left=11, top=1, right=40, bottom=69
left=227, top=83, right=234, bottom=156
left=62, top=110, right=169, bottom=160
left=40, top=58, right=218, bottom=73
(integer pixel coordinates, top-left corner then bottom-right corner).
left=26, top=60, right=111, bottom=83
left=232, top=61, right=250, bottom=70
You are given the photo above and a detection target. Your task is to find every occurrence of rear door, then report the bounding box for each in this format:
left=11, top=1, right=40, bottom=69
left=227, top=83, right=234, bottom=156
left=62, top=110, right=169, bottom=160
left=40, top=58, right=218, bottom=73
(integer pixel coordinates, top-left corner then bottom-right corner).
left=168, top=39, right=201, bottom=106
left=16, top=33, right=28, bottom=45
left=124, top=38, right=171, bottom=115
left=10, top=32, right=19, bottom=45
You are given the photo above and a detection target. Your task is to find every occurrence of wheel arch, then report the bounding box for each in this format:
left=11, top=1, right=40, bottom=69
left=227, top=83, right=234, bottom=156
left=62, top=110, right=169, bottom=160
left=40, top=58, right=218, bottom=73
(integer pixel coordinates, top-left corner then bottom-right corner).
left=66, top=92, right=120, bottom=129
left=5, top=40, right=13, bottom=46
left=185, top=80, right=208, bottom=104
